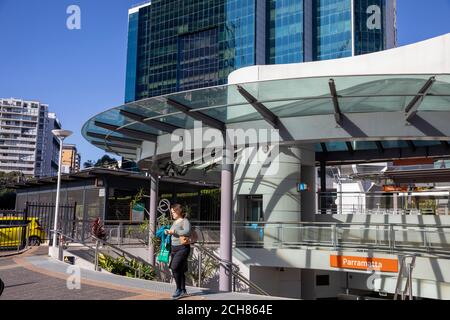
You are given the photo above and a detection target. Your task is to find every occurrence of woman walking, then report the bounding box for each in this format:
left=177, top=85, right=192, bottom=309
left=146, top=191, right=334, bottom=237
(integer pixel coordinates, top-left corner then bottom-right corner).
left=165, top=203, right=191, bottom=299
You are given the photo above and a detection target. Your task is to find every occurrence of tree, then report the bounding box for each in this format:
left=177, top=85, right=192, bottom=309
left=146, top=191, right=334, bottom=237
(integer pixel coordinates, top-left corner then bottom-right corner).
left=83, top=160, right=94, bottom=169
left=0, top=171, right=24, bottom=209
left=95, top=155, right=119, bottom=169
left=83, top=156, right=119, bottom=169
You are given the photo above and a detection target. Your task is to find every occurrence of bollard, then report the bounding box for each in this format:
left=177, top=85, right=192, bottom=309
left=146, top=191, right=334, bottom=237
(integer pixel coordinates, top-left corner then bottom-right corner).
left=198, top=251, right=202, bottom=287
left=58, top=234, right=64, bottom=261
left=17, top=228, right=21, bottom=253
left=94, top=240, right=100, bottom=271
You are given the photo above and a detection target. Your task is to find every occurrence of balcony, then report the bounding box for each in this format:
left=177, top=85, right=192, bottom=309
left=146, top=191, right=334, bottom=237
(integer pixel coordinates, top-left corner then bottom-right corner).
left=0, top=129, right=21, bottom=134
left=0, top=149, right=35, bottom=155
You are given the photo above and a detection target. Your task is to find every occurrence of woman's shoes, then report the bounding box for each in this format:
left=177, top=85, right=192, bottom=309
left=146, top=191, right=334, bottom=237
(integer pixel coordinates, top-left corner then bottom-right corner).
left=172, top=289, right=189, bottom=300
left=0, top=278, right=4, bottom=296
left=172, top=289, right=183, bottom=299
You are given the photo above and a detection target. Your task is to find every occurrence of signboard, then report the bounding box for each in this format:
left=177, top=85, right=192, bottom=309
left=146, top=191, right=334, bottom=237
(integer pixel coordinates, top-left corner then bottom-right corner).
left=383, top=186, right=408, bottom=192
left=98, top=188, right=105, bottom=197
left=393, top=158, right=435, bottom=166
left=64, top=256, right=75, bottom=265
left=297, top=183, right=309, bottom=192
left=131, top=203, right=145, bottom=222
left=330, top=255, right=398, bottom=273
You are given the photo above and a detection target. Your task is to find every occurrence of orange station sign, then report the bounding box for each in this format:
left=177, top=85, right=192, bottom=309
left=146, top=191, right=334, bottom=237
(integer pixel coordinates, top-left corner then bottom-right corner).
left=330, top=255, right=399, bottom=273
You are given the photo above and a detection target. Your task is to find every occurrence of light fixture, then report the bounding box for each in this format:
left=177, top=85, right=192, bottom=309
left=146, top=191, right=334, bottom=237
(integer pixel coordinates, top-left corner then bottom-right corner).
left=52, top=129, right=73, bottom=140
left=51, top=129, right=73, bottom=251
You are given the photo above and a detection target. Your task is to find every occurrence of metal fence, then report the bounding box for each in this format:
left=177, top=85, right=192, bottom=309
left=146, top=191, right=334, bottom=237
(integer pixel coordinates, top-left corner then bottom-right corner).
left=318, top=192, right=450, bottom=215
left=0, top=224, right=29, bottom=251
left=0, top=202, right=77, bottom=250
left=187, top=221, right=450, bottom=255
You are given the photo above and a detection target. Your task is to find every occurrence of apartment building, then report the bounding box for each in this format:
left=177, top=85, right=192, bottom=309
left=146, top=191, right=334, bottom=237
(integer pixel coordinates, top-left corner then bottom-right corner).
left=0, top=98, right=60, bottom=177
left=62, top=144, right=81, bottom=174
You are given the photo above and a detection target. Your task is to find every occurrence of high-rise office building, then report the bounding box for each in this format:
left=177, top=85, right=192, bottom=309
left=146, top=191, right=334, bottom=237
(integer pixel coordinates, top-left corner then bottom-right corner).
left=0, top=98, right=61, bottom=178
left=61, top=144, right=81, bottom=174
left=125, top=0, right=396, bottom=102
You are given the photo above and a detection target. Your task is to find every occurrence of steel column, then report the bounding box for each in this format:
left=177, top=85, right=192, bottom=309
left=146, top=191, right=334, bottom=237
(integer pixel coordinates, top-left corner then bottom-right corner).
left=320, top=161, right=327, bottom=214
left=148, top=173, right=158, bottom=266
left=219, top=135, right=234, bottom=292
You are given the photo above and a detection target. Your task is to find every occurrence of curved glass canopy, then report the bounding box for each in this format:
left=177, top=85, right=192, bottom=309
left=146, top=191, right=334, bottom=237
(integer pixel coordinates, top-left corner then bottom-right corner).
left=82, top=74, right=450, bottom=160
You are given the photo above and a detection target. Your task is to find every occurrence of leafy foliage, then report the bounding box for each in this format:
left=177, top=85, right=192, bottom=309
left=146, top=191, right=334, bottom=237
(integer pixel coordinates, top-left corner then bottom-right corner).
left=0, top=171, right=25, bottom=209
left=98, top=253, right=156, bottom=280
left=83, top=155, right=118, bottom=169
left=90, top=218, right=107, bottom=240
left=187, top=251, right=217, bottom=287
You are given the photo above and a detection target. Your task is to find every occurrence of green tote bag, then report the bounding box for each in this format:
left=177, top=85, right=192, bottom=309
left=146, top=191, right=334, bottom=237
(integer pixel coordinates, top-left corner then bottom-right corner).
left=157, top=246, right=171, bottom=264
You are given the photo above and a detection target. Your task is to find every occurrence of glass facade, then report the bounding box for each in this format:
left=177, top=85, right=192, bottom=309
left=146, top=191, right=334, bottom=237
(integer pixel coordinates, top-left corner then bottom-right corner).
left=314, top=0, right=353, bottom=61
left=125, top=0, right=396, bottom=102
left=131, top=0, right=256, bottom=101
left=178, top=28, right=220, bottom=91
left=125, top=10, right=139, bottom=103
left=354, top=0, right=386, bottom=55
left=269, top=0, right=304, bottom=64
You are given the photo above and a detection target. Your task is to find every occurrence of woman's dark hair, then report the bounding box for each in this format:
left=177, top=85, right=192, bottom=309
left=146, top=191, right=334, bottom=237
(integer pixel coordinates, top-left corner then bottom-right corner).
left=171, top=203, right=186, bottom=218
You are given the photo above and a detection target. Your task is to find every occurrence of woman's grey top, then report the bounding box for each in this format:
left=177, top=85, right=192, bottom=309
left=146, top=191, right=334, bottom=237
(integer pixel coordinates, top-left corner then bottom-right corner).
left=170, top=218, right=191, bottom=246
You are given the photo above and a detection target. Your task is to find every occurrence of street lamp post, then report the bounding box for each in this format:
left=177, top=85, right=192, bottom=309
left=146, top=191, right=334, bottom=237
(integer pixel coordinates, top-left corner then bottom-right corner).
left=51, top=129, right=73, bottom=249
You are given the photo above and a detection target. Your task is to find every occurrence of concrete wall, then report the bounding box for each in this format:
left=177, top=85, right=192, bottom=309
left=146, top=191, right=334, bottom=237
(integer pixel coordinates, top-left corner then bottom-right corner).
left=249, top=266, right=302, bottom=299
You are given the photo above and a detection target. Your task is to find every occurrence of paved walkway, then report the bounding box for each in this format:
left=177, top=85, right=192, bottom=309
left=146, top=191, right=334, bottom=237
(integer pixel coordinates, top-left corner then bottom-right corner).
left=0, top=247, right=288, bottom=300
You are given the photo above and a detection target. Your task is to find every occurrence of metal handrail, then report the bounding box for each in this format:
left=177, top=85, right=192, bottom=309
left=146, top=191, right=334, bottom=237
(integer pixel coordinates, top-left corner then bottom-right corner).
left=193, top=243, right=270, bottom=296
left=394, top=254, right=417, bottom=300
left=67, top=218, right=450, bottom=229
left=53, top=230, right=155, bottom=279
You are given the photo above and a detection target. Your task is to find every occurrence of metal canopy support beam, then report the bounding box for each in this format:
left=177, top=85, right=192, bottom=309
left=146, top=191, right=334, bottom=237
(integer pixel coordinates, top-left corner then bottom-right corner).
left=405, top=76, right=436, bottom=122
left=329, top=79, right=343, bottom=125
left=320, top=143, right=328, bottom=153
left=94, top=121, right=158, bottom=142
left=346, top=142, right=354, bottom=153
left=119, top=109, right=181, bottom=134
left=320, top=161, right=327, bottom=215
left=166, top=98, right=225, bottom=132
left=236, top=85, right=294, bottom=141
left=407, top=140, right=416, bottom=152
left=86, top=131, right=142, bottom=145
left=375, top=141, right=385, bottom=153
left=91, top=141, right=136, bottom=151
left=236, top=85, right=279, bottom=128
left=148, top=172, right=158, bottom=266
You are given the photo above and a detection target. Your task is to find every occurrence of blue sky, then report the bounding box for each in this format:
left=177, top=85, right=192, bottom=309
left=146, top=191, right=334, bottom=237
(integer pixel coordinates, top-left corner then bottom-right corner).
left=0, top=0, right=449, bottom=165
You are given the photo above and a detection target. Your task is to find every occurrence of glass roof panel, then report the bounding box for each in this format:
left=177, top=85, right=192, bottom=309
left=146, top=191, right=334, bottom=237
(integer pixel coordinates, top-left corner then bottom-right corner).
left=124, top=99, right=182, bottom=118
left=151, top=112, right=197, bottom=129
left=325, top=142, right=348, bottom=152
left=381, top=141, right=409, bottom=149
left=419, top=96, right=450, bottom=111
left=82, top=119, right=136, bottom=140
left=429, top=75, right=450, bottom=95
left=241, top=77, right=331, bottom=101
left=265, top=98, right=334, bottom=117
left=82, top=74, right=450, bottom=160
left=412, top=140, right=442, bottom=147
left=199, top=104, right=263, bottom=123
left=120, top=121, right=164, bottom=135
left=353, top=141, right=378, bottom=150
left=334, top=75, right=431, bottom=96
left=339, top=96, right=409, bottom=113
left=168, top=85, right=247, bottom=110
